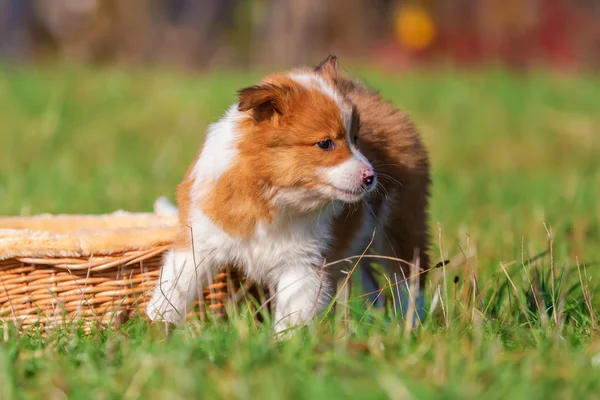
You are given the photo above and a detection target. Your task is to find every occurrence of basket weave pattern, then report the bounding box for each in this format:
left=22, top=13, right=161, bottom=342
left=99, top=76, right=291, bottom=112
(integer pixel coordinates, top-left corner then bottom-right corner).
left=0, top=213, right=243, bottom=330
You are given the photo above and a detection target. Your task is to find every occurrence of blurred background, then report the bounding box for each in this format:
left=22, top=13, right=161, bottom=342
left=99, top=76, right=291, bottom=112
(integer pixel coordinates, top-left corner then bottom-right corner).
left=1, top=0, right=599, bottom=71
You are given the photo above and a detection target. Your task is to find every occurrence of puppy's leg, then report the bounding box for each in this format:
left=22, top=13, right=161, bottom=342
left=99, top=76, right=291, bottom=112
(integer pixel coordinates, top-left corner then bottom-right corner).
left=383, top=263, right=425, bottom=327
left=273, top=265, right=331, bottom=337
left=347, top=221, right=386, bottom=311
left=377, top=234, right=427, bottom=327
left=347, top=244, right=424, bottom=322
left=335, top=274, right=352, bottom=325
left=146, top=247, right=210, bottom=324
left=360, top=261, right=386, bottom=309
left=373, top=228, right=427, bottom=326
left=378, top=184, right=430, bottom=327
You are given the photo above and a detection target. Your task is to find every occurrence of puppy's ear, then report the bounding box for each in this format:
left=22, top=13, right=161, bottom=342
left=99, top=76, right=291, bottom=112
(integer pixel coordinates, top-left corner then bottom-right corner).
left=238, top=83, right=292, bottom=123
left=315, top=54, right=339, bottom=80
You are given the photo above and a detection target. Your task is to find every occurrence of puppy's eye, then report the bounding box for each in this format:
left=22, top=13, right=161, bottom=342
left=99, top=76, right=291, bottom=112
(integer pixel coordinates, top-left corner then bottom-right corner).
left=354, top=136, right=359, bottom=144
left=316, top=139, right=333, bottom=150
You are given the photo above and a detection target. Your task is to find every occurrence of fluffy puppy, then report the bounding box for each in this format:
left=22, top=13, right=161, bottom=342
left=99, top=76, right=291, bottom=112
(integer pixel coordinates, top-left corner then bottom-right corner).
left=147, top=56, right=430, bottom=334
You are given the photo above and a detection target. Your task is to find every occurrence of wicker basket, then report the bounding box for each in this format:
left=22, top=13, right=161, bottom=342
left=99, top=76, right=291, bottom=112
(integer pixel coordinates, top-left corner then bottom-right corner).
left=0, top=211, right=253, bottom=331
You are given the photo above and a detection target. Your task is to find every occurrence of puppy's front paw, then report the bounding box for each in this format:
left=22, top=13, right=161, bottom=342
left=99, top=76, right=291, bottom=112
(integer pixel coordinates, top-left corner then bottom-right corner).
left=146, top=293, right=187, bottom=324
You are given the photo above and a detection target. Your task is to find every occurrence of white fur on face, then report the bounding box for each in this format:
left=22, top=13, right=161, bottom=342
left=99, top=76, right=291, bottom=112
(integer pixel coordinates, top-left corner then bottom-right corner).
left=319, top=154, right=376, bottom=202
left=289, top=72, right=347, bottom=113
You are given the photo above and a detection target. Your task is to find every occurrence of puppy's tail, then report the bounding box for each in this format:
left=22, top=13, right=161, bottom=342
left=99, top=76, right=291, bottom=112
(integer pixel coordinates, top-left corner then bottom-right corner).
left=154, top=196, right=179, bottom=217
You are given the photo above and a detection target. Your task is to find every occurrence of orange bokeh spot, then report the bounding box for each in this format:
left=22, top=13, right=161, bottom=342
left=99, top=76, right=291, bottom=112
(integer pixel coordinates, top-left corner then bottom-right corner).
left=394, top=5, right=436, bottom=51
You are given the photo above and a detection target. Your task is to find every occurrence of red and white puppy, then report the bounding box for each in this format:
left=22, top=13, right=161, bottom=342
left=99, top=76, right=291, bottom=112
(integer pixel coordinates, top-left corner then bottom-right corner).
left=147, top=56, right=431, bottom=334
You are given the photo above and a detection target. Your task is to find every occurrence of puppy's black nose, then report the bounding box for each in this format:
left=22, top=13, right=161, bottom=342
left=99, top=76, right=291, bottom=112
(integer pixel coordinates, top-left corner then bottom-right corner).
left=361, top=169, right=376, bottom=187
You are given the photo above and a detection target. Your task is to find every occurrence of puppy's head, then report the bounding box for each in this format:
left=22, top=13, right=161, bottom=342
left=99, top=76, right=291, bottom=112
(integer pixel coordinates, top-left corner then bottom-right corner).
left=235, top=59, right=376, bottom=212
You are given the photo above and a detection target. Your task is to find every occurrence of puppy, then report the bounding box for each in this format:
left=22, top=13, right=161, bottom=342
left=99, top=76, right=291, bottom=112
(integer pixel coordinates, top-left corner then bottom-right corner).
left=147, top=55, right=430, bottom=334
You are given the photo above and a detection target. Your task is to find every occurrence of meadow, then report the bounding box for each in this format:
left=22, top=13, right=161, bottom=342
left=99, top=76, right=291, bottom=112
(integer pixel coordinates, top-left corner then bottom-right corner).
left=0, top=64, right=599, bottom=399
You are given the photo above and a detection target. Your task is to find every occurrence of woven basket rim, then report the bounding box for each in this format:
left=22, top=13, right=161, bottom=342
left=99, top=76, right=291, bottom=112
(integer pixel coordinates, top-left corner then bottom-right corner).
left=0, top=211, right=178, bottom=260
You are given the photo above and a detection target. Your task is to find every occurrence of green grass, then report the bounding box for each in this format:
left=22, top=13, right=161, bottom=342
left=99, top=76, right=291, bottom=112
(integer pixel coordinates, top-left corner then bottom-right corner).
left=0, top=64, right=599, bottom=399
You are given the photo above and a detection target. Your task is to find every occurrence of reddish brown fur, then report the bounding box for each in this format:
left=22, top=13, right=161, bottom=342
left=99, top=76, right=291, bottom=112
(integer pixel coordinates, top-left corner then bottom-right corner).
left=316, top=56, right=431, bottom=286
left=201, top=74, right=355, bottom=237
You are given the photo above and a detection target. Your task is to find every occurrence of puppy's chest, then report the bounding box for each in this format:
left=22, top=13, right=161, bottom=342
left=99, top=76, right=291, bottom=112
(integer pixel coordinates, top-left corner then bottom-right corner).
left=189, top=207, right=333, bottom=277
